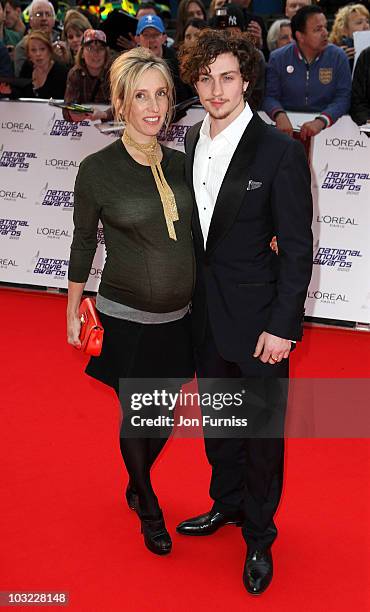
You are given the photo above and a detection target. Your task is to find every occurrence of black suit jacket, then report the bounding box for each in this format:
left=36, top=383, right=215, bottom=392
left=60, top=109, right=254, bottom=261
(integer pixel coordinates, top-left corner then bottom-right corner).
left=185, top=113, right=313, bottom=365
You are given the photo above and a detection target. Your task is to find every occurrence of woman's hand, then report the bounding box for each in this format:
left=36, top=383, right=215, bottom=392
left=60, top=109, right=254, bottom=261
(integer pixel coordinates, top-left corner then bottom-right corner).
left=67, top=312, right=82, bottom=348
left=52, top=40, right=69, bottom=63
left=32, top=65, right=48, bottom=90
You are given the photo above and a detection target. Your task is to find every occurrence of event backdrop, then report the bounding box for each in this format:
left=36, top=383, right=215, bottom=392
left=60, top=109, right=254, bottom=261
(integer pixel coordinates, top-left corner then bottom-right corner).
left=1, top=102, right=369, bottom=324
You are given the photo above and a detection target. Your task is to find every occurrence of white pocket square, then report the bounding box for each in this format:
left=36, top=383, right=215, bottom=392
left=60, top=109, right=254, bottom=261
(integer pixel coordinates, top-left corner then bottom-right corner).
left=246, top=180, right=262, bottom=191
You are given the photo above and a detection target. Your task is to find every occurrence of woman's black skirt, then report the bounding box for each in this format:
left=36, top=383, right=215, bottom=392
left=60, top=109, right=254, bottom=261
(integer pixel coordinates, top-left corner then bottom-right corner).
left=85, top=311, right=194, bottom=393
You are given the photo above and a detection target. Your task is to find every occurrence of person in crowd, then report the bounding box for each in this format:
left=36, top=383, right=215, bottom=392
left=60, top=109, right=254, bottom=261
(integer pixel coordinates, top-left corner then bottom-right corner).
left=14, top=0, right=59, bottom=76
left=16, top=29, right=67, bottom=98
left=0, top=0, right=22, bottom=49
left=4, top=0, right=25, bottom=36
left=136, top=14, right=193, bottom=102
left=227, top=0, right=268, bottom=57
left=115, top=1, right=159, bottom=52
left=67, top=46, right=194, bottom=556
left=329, top=3, right=369, bottom=66
left=178, top=27, right=313, bottom=595
left=0, top=38, right=12, bottom=78
left=284, top=0, right=311, bottom=19
left=136, top=1, right=158, bottom=20
left=183, top=18, right=207, bottom=48
left=63, top=29, right=112, bottom=121
left=208, top=0, right=228, bottom=18
left=53, top=9, right=91, bottom=66
left=267, top=18, right=293, bottom=51
left=208, top=5, right=266, bottom=109
left=175, top=0, right=207, bottom=47
left=350, top=44, right=370, bottom=125
left=263, top=5, right=352, bottom=140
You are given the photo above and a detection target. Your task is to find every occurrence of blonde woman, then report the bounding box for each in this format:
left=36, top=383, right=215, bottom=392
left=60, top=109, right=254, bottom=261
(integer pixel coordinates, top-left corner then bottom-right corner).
left=67, top=47, right=194, bottom=556
left=329, top=3, right=369, bottom=63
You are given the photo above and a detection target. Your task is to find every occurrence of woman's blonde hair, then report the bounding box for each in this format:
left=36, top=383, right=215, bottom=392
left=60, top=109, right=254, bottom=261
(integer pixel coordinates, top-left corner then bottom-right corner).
left=329, top=3, right=369, bottom=45
left=25, top=30, right=54, bottom=59
left=110, top=47, right=175, bottom=128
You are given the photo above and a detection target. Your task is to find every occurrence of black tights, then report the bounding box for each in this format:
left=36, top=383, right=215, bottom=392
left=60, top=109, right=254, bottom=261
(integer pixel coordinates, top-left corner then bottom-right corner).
left=117, top=389, right=173, bottom=518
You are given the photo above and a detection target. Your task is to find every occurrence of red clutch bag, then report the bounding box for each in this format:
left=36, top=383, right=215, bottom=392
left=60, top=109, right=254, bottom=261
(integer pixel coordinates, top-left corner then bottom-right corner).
left=78, top=297, right=104, bottom=356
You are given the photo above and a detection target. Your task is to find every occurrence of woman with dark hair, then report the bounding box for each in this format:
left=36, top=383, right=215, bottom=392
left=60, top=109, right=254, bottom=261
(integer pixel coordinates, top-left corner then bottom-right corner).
left=175, top=0, right=207, bottom=47
left=53, top=9, right=91, bottom=66
left=19, top=30, right=68, bottom=98
left=183, top=18, right=207, bottom=48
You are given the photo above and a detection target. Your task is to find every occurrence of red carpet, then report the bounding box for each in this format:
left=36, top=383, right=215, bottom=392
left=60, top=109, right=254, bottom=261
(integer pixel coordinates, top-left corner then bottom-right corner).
left=1, top=289, right=369, bottom=611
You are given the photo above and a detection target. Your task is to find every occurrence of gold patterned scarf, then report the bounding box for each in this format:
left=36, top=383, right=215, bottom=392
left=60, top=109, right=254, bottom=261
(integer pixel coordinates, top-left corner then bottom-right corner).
left=123, top=131, right=179, bottom=241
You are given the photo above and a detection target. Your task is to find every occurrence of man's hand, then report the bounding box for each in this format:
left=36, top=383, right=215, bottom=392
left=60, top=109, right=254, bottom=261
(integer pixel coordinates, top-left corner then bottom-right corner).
left=117, top=34, right=136, bottom=50
left=246, top=20, right=263, bottom=48
left=253, top=332, right=291, bottom=364
left=270, top=236, right=278, bottom=254
left=340, top=45, right=355, bottom=60
left=52, top=40, right=69, bottom=63
left=300, top=118, right=325, bottom=141
left=275, top=113, right=294, bottom=137
left=0, top=82, right=11, bottom=95
left=67, top=109, right=108, bottom=123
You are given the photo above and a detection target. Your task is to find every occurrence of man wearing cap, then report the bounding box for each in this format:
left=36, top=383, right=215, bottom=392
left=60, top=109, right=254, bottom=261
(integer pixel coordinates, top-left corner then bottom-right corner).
left=135, top=14, right=193, bottom=102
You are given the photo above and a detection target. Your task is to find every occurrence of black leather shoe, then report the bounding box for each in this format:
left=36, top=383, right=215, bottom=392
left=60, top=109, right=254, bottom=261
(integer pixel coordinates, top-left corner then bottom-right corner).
left=141, top=512, right=172, bottom=555
left=125, top=484, right=140, bottom=513
left=176, top=509, right=244, bottom=536
left=243, top=548, right=273, bottom=595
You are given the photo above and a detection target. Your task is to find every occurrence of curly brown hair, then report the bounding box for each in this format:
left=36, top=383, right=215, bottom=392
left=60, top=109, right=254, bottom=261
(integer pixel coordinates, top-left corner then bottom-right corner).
left=179, top=28, right=258, bottom=88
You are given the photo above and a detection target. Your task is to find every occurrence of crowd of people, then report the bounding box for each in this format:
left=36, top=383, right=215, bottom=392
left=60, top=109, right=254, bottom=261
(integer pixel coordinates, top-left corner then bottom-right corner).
left=1, top=0, right=369, bottom=129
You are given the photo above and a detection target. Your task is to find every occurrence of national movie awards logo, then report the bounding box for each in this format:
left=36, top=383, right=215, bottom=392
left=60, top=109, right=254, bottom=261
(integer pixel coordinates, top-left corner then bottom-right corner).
left=158, top=124, right=191, bottom=146
left=97, top=227, right=105, bottom=245
left=313, top=245, right=362, bottom=271
left=36, top=183, right=74, bottom=209
left=28, top=250, right=69, bottom=278
left=0, top=144, right=37, bottom=171
left=48, top=118, right=90, bottom=141
left=0, top=120, right=35, bottom=134
left=0, top=188, right=26, bottom=203
left=320, top=168, right=370, bottom=194
left=0, top=218, right=29, bottom=239
left=307, top=289, right=349, bottom=305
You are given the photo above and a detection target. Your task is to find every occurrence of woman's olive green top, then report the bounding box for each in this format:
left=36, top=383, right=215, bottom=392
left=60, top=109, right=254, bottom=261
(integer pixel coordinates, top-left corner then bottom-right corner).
left=68, top=138, right=195, bottom=313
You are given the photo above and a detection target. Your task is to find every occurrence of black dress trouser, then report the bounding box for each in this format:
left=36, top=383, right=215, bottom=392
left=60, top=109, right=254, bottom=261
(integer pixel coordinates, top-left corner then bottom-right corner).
left=195, top=321, right=288, bottom=550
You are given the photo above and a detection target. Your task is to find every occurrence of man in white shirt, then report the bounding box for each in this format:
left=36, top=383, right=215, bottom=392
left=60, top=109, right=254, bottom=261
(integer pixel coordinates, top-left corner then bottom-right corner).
left=177, top=29, right=313, bottom=595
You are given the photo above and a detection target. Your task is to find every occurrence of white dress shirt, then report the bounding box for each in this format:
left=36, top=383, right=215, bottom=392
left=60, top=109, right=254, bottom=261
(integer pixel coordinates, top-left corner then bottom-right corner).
left=193, top=103, right=253, bottom=247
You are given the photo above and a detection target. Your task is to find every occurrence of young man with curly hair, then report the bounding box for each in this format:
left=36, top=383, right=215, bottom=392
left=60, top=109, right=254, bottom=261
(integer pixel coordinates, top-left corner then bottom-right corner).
left=177, top=28, right=313, bottom=595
